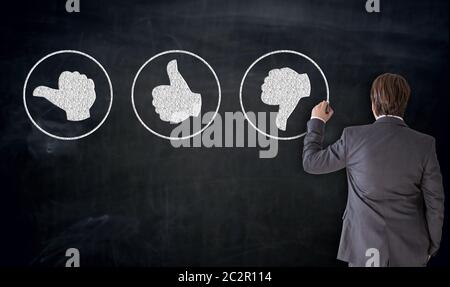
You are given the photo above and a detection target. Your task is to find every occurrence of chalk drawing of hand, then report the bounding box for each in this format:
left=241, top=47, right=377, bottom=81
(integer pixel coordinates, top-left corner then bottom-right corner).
left=261, top=67, right=311, bottom=131
left=33, top=71, right=96, bottom=121
left=152, top=60, right=202, bottom=124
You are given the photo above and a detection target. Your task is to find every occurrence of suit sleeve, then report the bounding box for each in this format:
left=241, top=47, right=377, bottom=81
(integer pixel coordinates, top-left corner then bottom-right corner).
left=302, top=118, right=346, bottom=174
left=421, top=138, right=445, bottom=256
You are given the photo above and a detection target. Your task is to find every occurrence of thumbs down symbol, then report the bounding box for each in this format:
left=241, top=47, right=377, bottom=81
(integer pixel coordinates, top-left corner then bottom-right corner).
left=261, top=67, right=311, bottom=131
left=152, top=60, right=202, bottom=124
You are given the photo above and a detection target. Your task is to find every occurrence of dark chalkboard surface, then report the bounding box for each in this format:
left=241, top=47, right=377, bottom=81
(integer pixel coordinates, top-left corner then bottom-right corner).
left=0, top=0, right=448, bottom=266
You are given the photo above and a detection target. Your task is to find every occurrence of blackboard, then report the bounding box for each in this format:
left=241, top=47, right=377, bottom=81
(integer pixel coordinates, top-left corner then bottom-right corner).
left=0, top=0, right=448, bottom=266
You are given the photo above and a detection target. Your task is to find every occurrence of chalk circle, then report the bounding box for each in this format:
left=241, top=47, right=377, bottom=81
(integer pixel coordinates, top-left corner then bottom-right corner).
left=131, top=50, right=222, bottom=141
left=239, top=50, right=330, bottom=141
left=23, top=50, right=113, bottom=140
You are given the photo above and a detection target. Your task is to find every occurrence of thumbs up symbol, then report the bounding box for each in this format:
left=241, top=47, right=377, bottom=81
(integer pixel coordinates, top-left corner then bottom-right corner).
left=33, top=71, right=96, bottom=121
left=152, top=60, right=202, bottom=124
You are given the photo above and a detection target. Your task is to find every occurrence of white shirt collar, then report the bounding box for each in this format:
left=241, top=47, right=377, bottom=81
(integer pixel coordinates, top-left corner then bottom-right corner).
left=375, top=114, right=404, bottom=121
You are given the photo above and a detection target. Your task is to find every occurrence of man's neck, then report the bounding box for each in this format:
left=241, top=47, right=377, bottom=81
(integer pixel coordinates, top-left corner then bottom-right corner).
left=375, top=114, right=404, bottom=121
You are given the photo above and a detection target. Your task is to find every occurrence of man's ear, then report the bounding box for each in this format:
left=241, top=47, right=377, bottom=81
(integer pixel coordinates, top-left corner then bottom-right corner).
left=371, top=102, right=378, bottom=119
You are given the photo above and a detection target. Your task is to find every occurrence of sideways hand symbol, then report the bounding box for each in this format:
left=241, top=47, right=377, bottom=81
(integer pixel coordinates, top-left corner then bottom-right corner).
left=152, top=60, right=202, bottom=124
left=33, top=71, right=96, bottom=121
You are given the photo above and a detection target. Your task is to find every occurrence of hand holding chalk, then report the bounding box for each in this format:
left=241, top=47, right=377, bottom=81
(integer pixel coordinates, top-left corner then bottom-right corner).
left=311, top=100, right=334, bottom=123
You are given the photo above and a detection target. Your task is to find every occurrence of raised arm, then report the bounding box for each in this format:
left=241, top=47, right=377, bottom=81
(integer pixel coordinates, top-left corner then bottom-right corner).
left=302, top=101, right=346, bottom=174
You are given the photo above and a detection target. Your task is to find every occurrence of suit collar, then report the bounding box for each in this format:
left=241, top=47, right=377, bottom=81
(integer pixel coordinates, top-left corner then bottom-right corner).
left=374, top=116, right=407, bottom=127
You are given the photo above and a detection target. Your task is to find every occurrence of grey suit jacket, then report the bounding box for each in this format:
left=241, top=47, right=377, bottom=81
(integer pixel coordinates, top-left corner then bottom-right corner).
left=303, top=117, right=444, bottom=267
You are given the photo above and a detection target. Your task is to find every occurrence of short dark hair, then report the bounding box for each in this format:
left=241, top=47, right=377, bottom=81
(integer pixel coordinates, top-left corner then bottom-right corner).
left=370, top=73, right=411, bottom=117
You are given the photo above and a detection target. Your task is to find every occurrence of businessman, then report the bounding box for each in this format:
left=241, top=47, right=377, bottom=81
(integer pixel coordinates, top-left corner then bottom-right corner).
left=302, top=73, right=444, bottom=267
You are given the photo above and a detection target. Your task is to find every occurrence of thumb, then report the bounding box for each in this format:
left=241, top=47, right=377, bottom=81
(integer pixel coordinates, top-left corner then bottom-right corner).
left=327, top=105, right=334, bottom=116
left=33, top=86, right=61, bottom=100
left=166, top=60, right=188, bottom=88
left=33, top=86, right=63, bottom=107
